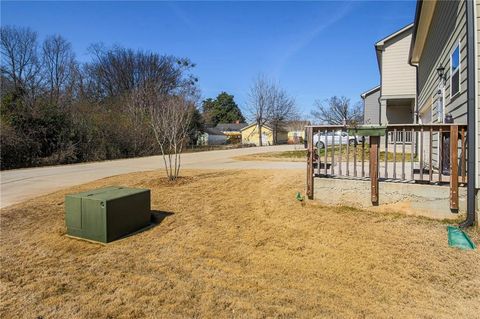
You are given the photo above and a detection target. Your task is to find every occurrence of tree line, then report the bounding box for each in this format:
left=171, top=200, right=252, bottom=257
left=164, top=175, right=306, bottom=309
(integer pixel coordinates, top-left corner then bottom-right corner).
left=1, top=25, right=201, bottom=171
left=1, top=25, right=361, bottom=172
left=0, top=25, right=297, bottom=171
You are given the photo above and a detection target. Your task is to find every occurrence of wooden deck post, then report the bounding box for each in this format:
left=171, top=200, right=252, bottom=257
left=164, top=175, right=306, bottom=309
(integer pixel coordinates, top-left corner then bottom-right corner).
left=449, top=125, right=459, bottom=210
left=370, top=136, right=380, bottom=205
left=306, top=127, right=314, bottom=199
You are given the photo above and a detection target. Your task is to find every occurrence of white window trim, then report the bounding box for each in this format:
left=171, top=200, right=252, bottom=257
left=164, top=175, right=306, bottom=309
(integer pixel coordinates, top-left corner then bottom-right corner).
left=450, top=42, right=461, bottom=99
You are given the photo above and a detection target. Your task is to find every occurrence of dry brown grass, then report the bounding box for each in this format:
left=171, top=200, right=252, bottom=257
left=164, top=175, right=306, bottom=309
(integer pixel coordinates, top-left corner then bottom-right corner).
left=234, top=151, right=307, bottom=162
left=1, top=169, right=479, bottom=318
left=234, top=149, right=415, bottom=163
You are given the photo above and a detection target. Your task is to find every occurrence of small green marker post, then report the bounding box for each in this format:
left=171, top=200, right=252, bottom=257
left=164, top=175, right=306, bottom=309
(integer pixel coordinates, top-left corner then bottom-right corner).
left=296, top=192, right=304, bottom=202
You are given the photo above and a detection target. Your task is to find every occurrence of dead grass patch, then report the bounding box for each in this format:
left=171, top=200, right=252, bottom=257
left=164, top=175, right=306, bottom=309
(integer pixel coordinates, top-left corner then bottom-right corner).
left=1, top=169, right=479, bottom=318
left=234, top=151, right=307, bottom=162
left=134, top=175, right=196, bottom=188
left=235, top=149, right=416, bottom=162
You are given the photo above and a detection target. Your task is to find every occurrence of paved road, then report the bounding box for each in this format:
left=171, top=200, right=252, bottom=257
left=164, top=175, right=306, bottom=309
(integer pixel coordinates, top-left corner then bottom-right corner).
left=1, top=145, right=305, bottom=208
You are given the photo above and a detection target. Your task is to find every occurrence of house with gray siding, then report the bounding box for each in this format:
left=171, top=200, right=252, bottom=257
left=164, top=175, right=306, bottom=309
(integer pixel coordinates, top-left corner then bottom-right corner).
left=361, top=86, right=380, bottom=124
left=361, top=24, right=417, bottom=145
left=409, top=0, right=478, bottom=226
left=361, top=25, right=417, bottom=130
left=376, top=24, right=417, bottom=126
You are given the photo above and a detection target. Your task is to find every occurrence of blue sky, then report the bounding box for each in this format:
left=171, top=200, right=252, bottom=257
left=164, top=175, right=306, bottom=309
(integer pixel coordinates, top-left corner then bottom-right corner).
left=1, top=1, right=416, bottom=120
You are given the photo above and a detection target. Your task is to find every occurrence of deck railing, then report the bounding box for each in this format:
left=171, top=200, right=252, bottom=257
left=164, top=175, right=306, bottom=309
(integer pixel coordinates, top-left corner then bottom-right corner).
left=305, top=124, right=468, bottom=210
left=388, top=129, right=413, bottom=144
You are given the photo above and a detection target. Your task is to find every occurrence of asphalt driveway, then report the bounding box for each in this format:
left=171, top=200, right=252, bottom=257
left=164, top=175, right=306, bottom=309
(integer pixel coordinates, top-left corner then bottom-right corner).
left=0, top=144, right=305, bottom=208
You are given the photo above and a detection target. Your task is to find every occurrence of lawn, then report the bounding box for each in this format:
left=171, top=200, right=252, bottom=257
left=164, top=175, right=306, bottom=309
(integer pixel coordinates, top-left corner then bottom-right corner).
left=1, top=169, right=479, bottom=318
left=234, top=150, right=309, bottom=162
left=235, top=148, right=416, bottom=162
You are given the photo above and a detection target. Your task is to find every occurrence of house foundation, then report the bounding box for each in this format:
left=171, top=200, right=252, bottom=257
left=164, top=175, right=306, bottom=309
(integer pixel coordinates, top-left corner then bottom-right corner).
left=313, top=178, right=466, bottom=220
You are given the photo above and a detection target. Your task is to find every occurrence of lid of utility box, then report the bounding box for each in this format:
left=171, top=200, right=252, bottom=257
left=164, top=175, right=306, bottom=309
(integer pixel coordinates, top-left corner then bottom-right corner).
left=66, top=186, right=119, bottom=199
left=67, top=186, right=149, bottom=201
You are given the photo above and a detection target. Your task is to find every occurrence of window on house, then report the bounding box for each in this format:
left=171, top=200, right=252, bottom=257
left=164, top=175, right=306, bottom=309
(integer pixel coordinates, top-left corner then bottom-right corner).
left=451, top=45, right=460, bottom=97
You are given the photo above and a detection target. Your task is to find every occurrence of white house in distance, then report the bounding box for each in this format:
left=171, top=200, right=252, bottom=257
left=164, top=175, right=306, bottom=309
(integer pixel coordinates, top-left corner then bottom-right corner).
left=197, top=127, right=227, bottom=146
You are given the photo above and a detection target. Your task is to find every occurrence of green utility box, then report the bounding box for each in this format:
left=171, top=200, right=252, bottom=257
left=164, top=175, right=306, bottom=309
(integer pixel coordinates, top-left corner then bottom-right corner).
left=65, top=186, right=151, bottom=243
left=348, top=125, right=386, bottom=136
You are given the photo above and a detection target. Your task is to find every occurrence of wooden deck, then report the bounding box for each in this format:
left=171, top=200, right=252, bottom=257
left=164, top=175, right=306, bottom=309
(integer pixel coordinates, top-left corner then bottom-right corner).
left=306, top=124, right=468, bottom=210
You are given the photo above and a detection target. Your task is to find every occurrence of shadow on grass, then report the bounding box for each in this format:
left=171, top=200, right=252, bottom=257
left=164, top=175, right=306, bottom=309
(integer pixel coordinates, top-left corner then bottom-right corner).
left=110, top=210, right=174, bottom=243
left=151, top=210, right=174, bottom=225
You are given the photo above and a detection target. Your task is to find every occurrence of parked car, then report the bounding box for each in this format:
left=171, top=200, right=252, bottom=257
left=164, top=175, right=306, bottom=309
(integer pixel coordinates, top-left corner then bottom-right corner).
left=312, top=130, right=363, bottom=149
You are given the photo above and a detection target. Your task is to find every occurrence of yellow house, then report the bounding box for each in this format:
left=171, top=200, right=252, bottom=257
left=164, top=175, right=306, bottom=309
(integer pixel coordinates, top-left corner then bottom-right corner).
left=240, top=123, right=288, bottom=146
left=285, top=120, right=311, bottom=144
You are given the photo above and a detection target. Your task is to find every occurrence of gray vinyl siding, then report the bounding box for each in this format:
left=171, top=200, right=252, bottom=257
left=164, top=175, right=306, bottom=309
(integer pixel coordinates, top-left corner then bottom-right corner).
left=417, top=0, right=468, bottom=124
left=363, top=89, right=381, bottom=124
left=417, top=0, right=468, bottom=171
left=381, top=30, right=417, bottom=97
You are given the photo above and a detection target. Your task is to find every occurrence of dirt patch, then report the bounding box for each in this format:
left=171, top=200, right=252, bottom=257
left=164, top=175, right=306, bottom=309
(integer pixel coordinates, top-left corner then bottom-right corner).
left=133, top=175, right=196, bottom=188
left=1, top=169, right=479, bottom=318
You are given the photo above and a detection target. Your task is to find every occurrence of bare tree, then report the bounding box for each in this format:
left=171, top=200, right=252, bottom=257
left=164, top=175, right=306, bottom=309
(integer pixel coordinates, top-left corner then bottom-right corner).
left=247, top=75, right=297, bottom=145
left=150, top=94, right=194, bottom=180
left=311, top=96, right=363, bottom=125
left=246, top=75, right=274, bottom=146
left=269, top=87, right=297, bottom=144
left=42, top=35, right=76, bottom=105
left=123, top=92, right=156, bottom=156
left=0, top=25, right=41, bottom=101
left=1, top=25, right=201, bottom=170
left=129, top=85, right=194, bottom=180
left=86, top=44, right=197, bottom=100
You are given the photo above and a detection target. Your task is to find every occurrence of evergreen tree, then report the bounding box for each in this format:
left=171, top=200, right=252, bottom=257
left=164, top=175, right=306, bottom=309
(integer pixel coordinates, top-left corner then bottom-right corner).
left=202, top=92, right=245, bottom=126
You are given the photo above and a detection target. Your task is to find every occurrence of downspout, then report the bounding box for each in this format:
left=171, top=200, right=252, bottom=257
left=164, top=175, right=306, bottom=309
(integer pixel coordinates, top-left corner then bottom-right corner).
left=409, top=50, right=420, bottom=157
left=460, top=0, right=476, bottom=227
left=409, top=64, right=420, bottom=158
left=413, top=65, right=419, bottom=124
left=376, top=46, right=383, bottom=125
left=409, top=0, right=422, bottom=123
left=377, top=88, right=382, bottom=125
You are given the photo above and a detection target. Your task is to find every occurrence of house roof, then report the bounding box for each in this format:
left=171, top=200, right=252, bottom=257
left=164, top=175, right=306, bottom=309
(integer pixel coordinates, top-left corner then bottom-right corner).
left=240, top=121, right=308, bottom=132
left=375, top=23, right=414, bottom=48
left=240, top=123, right=273, bottom=132
left=360, top=85, right=381, bottom=99
left=375, top=23, right=414, bottom=71
left=409, top=0, right=438, bottom=65
left=215, top=123, right=248, bottom=132
left=203, top=127, right=225, bottom=135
